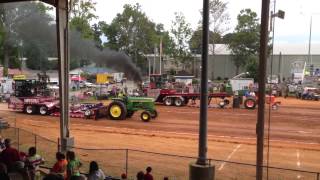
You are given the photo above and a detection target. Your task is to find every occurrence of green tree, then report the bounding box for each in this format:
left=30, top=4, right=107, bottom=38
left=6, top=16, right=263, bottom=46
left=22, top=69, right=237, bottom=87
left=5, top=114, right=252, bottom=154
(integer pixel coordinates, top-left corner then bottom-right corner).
left=101, top=3, right=165, bottom=74
left=155, top=23, right=176, bottom=57
left=70, top=0, right=97, bottom=39
left=171, top=12, right=192, bottom=69
left=0, top=2, right=53, bottom=73
left=228, top=9, right=260, bottom=75
left=189, top=28, right=222, bottom=54
left=222, top=33, right=234, bottom=44
left=199, top=0, right=229, bottom=47
left=14, top=3, right=56, bottom=70
left=92, top=22, right=103, bottom=49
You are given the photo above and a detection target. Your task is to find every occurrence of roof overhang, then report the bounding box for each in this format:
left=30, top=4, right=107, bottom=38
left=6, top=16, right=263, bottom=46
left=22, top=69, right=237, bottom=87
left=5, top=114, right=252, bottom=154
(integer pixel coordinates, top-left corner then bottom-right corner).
left=0, top=0, right=56, bottom=6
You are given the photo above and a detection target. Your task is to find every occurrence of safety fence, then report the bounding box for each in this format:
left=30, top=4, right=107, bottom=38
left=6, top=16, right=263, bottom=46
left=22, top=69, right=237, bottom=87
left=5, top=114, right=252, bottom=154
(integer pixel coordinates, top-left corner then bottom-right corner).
left=1, top=127, right=320, bottom=180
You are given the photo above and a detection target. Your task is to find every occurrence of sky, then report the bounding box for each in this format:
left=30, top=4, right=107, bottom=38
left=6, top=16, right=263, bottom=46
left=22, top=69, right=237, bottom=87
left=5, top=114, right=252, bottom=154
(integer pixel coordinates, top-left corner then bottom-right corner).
left=94, top=0, right=320, bottom=45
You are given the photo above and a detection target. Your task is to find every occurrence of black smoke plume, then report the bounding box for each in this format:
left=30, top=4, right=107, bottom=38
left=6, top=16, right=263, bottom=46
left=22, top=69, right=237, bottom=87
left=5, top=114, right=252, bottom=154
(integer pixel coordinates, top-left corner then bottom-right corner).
left=2, top=2, right=142, bottom=82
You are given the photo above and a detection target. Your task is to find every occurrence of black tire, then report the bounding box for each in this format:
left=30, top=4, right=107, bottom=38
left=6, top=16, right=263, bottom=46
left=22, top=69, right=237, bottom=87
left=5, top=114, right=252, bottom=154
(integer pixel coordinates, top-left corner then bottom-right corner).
left=107, top=101, right=127, bottom=120
left=164, top=98, right=173, bottom=106
left=150, top=110, right=158, bottom=119
left=174, top=98, right=183, bottom=107
left=39, top=106, right=48, bottom=115
left=244, top=98, right=256, bottom=110
left=25, top=105, right=35, bottom=114
left=84, top=109, right=91, bottom=119
left=224, top=99, right=230, bottom=105
left=126, top=111, right=134, bottom=118
left=141, top=111, right=151, bottom=122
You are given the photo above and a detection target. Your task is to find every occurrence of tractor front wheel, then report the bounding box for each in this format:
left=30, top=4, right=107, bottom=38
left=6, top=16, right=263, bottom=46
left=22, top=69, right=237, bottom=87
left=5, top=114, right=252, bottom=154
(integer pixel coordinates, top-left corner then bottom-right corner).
left=108, top=101, right=127, bottom=120
left=141, top=111, right=151, bottom=122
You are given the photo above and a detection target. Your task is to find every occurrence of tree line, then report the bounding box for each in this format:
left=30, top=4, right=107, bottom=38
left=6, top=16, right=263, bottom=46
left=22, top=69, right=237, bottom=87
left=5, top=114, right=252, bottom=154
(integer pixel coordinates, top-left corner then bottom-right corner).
left=0, top=0, right=261, bottom=80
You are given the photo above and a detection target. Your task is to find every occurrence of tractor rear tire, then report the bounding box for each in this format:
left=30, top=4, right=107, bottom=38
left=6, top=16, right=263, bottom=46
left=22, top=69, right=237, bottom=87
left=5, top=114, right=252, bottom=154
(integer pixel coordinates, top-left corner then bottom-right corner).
left=141, top=111, right=151, bottom=122
left=150, top=110, right=158, bottom=119
left=174, top=98, right=183, bottom=107
left=164, top=98, right=173, bottom=106
left=244, top=98, right=256, bottom=110
left=25, top=105, right=35, bottom=115
left=108, top=101, right=127, bottom=120
left=39, top=106, right=48, bottom=115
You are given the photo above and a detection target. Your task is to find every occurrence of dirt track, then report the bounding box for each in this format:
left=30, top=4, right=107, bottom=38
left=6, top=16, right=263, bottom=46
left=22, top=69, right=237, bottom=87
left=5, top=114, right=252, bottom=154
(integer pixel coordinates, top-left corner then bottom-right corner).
left=3, top=97, right=319, bottom=144
left=0, top=97, right=320, bottom=179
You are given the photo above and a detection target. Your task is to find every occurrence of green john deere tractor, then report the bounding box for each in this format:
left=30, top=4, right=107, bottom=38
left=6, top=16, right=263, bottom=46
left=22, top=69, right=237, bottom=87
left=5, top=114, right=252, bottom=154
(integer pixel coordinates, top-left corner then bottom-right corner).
left=107, top=96, right=158, bottom=122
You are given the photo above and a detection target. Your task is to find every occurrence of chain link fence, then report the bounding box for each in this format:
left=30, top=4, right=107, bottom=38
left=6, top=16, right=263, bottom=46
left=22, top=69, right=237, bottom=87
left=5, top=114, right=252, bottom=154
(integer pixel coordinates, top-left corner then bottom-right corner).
left=1, top=127, right=320, bottom=180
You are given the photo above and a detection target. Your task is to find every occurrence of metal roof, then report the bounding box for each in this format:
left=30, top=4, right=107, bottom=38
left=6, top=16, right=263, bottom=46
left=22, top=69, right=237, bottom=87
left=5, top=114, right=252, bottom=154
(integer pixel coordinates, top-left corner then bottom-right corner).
left=0, top=0, right=56, bottom=6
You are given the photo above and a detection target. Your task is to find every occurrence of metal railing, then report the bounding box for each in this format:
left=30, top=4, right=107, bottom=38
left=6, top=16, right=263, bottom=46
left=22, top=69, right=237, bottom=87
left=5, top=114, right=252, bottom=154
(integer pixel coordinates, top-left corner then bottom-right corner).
left=1, top=127, right=320, bottom=180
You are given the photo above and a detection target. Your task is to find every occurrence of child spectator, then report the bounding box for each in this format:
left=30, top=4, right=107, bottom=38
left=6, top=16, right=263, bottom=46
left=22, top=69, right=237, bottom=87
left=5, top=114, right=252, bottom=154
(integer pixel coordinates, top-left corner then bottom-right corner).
left=43, top=173, right=64, bottom=180
left=66, top=151, right=82, bottom=180
left=121, top=173, right=127, bottom=180
left=51, top=152, right=67, bottom=178
left=136, top=171, right=144, bottom=180
left=144, top=166, right=153, bottom=180
left=25, top=147, right=44, bottom=180
left=0, top=136, right=5, bottom=152
left=0, top=138, right=20, bottom=171
left=87, top=161, right=105, bottom=180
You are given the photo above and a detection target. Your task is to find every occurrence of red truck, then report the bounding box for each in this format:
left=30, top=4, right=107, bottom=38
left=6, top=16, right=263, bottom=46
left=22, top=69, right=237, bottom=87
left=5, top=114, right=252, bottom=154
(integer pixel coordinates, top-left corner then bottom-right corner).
left=8, top=79, right=106, bottom=119
left=8, top=79, right=59, bottom=115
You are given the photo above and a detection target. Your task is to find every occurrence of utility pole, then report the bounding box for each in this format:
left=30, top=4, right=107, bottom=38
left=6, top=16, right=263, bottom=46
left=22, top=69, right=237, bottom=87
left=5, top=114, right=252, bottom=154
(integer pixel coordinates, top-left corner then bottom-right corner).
left=160, top=37, right=162, bottom=75
left=56, top=0, right=74, bottom=152
left=256, top=0, right=270, bottom=179
left=189, top=0, right=214, bottom=179
left=308, top=16, right=312, bottom=65
left=153, top=45, right=157, bottom=74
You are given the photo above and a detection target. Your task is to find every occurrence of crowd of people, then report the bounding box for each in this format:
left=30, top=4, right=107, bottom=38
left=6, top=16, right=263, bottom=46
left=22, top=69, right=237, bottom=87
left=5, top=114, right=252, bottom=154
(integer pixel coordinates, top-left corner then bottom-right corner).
left=0, top=137, right=170, bottom=180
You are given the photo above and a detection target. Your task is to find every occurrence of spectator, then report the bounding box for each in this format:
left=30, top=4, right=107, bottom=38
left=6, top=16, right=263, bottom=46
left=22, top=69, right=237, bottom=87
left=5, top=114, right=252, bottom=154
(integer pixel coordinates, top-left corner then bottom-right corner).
left=87, top=161, right=105, bottom=180
left=70, top=175, right=86, bottom=180
left=0, top=138, right=20, bottom=171
left=136, top=171, right=144, bottom=180
left=43, top=174, right=64, bottom=180
left=51, top=152, right=67, bottom=177
left=121, top=173, right=127, bottom=180
left=124, top=86, right=128, bottom=95
left=25, top=147, right=44, bottom=180
left=144, top=167, right=153, bottom=180
left=0, top=136, right=5, bottom=152
left=66, top=151, right=82, bottom=180
left=0, top=163, right=10, bottom=180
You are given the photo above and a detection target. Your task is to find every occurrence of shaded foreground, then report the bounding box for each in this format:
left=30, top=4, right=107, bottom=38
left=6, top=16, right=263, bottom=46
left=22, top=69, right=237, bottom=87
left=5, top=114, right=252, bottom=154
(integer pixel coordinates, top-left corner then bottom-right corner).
left=0, top=97, right=320, bottom=179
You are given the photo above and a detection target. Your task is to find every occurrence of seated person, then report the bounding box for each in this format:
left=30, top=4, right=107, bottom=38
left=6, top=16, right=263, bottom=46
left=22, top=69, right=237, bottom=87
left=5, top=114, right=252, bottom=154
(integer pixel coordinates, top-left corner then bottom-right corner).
left=51, top=152, right=67, bottom=178
left=0, top=139, right=20, bottom=171
left=25, top=147, right=44, bottom=180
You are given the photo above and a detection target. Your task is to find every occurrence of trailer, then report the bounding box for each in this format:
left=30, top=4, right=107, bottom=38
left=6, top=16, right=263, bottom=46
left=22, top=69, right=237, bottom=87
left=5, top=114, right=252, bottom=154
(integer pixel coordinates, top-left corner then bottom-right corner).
left=147, top=88, right=231, bottom=107
left=50, top=103, right=107, bottom=119
left=144, top=74, right=232, bottom=107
